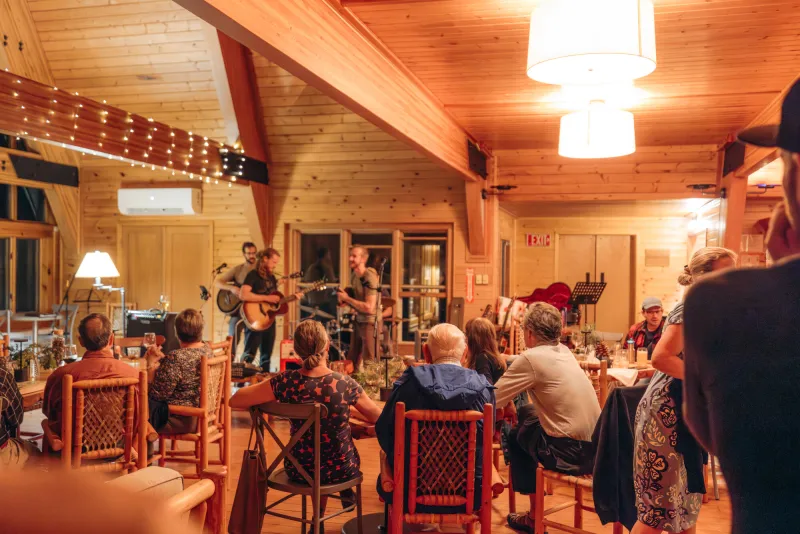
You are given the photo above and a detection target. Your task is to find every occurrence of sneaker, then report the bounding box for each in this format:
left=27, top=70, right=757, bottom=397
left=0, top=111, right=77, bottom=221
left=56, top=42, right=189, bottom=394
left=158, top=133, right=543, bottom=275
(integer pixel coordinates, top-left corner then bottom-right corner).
left=507, top=512, right=534, bottom=533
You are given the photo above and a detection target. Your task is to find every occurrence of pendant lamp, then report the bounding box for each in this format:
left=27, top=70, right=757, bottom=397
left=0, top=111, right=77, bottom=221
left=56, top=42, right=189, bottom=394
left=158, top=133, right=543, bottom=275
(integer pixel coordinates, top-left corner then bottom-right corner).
left=527, top=0, right=656, bottom=86
left=558, top=102, right=636, bottom=159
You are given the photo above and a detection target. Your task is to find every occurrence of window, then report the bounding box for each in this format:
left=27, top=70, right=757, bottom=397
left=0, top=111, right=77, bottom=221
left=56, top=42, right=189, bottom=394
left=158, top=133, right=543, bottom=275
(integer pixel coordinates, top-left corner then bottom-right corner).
left=400, top=234, right=448, bottom=341
left=17, top=186, right=46, bottom=222
left=15, top=239, right=39, bottom=312
left=0, top=185, right=10, bottom=220
left=299, top=233, right=341, bottom=321
left=0, top=239, right=8, bottom=309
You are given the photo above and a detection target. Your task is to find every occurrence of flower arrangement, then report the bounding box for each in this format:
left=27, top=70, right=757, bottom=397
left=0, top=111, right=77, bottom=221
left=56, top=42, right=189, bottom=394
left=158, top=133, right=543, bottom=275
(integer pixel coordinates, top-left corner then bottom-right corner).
left=351, top=357, right=406, bottom=401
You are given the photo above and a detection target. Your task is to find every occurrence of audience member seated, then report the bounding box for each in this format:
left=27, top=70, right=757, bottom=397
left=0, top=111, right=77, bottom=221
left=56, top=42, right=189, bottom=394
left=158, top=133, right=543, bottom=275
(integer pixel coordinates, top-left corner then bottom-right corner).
left=230, top=320, right=382, bottom=513
left=43, top=313, right=139, bottom=436
left=146, top=309, right=211, bottom=434
left=494, top=303, right=601, bottom=533
left=376, top=323, right=495, bottom=509
left=0, top=363, right=37, bottom=470
left=464, top=316, right=507, bottom=385
left=623, top=297, right=665, bottom=358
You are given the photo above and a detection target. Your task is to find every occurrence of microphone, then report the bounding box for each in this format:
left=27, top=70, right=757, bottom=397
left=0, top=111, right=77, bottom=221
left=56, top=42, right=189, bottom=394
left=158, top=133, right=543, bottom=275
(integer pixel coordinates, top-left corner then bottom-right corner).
left=199, top=286, right=210, bottom=301
left=214, top=262, right=228, bottom=274
left=379, top=257, right=388, bottom=266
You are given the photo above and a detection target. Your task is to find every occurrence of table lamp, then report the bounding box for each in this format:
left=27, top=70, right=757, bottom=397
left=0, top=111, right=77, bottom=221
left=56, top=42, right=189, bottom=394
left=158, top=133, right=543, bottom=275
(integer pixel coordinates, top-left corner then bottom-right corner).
left=75, top=251, right=127, bottom=337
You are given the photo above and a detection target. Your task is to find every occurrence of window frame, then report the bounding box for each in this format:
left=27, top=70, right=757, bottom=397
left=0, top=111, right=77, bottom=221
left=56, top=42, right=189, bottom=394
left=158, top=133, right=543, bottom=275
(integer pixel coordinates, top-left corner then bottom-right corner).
left=289, top=224, right=453, bottom=348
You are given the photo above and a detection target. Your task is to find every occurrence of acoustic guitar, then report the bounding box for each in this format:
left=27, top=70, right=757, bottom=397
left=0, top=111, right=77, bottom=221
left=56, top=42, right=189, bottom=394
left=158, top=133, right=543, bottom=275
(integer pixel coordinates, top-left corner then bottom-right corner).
left=217, top=271, right=302, bottom=316
left=481, top=304, right=493, bottom=322
left=241, top=279, right=327, bottom=331
left=497, top=295, right=518, bottom=354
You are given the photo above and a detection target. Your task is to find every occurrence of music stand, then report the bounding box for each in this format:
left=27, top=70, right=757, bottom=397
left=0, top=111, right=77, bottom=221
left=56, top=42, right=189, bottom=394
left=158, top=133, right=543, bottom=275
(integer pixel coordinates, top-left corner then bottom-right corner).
left=568, top=275, right=607, bottom=347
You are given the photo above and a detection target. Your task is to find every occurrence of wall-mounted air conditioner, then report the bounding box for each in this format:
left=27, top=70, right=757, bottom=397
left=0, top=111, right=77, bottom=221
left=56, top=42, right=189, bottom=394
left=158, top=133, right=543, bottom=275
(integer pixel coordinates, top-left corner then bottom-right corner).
left=117, top=186, right=202, bottom=216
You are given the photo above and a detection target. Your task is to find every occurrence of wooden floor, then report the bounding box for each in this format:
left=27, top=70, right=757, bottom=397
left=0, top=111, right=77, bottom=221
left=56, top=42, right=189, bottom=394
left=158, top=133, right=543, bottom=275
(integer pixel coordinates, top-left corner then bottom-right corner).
left=22, top=408, right=732, bottom=533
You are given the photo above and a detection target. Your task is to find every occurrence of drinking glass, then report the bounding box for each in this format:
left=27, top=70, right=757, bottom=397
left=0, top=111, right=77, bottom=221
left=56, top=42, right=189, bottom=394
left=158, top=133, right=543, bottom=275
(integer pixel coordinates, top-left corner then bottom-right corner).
left=636, top=348, right=649, bottom=367
left=69, top=345, right=78, bottom=359
left=143, top=332, right=156, bottom=350
left=159, top=294, right=170, bottom=312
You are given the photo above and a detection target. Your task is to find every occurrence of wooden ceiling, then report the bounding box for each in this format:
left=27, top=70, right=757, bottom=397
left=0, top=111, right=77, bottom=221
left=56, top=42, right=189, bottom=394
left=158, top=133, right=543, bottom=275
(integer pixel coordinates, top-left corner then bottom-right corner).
left=27, top=0, right=226, bottom=141
left=345, top=0, right=800, bottom=150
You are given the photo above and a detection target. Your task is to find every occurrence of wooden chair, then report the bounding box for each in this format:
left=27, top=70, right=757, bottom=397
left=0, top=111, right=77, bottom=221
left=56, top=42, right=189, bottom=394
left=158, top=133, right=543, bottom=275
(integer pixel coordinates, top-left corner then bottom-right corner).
left=164, top=467, right=228, bottom=534
left=158, top=353, right=231, bottom=479
left=41, top=370, right=148, bottom=474
left=252, top=402, right=365, bottom=534
left=532, top=359, right=621, bottom=534
left=382, top=402, right=495, bottom=534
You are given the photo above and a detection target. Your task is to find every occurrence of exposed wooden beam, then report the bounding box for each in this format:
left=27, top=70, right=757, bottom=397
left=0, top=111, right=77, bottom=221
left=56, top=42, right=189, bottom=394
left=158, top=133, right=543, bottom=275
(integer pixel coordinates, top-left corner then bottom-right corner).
left=721, top=174, right=748, bottom=254
left=465, top=182, right=486, bottom=257
left=173, top=0, right=482, bottom=184
left=216, top=31, right=273, bottom=248
left=201, top=22, right=240, bottom=146
left=0, top=0, right=80, bottom=252
left=732, top=74, right=800, bottom=179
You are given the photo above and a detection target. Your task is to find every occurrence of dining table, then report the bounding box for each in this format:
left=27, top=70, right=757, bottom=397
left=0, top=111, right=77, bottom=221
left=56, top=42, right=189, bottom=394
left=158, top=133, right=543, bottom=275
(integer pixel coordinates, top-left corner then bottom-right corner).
left=19, top=379, right=47, bottom=412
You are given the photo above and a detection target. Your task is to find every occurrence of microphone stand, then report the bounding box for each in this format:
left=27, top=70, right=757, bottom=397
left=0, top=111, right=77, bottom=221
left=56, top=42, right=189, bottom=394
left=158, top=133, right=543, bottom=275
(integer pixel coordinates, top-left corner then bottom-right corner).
left=374, top=260, right=392, bottom=401
left=53, top=273, right=78, bottom=346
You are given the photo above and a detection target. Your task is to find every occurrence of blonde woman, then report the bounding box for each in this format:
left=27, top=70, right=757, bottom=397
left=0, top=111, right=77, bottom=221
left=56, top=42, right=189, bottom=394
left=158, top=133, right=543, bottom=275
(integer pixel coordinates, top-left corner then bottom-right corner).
left=631, top=247, right=737, bottom=534
left=230, top=320, right=381, bottom=496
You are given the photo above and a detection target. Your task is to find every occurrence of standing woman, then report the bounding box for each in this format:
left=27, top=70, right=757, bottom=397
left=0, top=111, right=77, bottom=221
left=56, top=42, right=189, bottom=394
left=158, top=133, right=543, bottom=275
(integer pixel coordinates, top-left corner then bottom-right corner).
left=632, top=247, right=737, bottom=534
left=464, top=317, right=507, bottom=385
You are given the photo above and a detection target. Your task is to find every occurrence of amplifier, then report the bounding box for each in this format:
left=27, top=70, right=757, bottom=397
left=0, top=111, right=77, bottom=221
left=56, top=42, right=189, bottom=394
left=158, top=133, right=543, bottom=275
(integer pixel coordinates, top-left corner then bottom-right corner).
left=280, top=339, right=301, bottom=372
left=126, top=310, right=179, bottom=354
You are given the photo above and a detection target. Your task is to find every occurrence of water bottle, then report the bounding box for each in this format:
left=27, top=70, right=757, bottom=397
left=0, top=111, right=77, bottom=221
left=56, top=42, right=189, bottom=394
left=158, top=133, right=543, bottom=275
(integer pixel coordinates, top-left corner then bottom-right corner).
left=626, top=338, right=635, bottom=366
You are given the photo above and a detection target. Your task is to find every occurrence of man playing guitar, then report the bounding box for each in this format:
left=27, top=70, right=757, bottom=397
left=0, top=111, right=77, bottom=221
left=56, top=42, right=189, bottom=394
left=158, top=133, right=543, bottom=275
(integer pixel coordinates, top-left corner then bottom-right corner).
left=214, top=241, right=257, bottom=357
left=337, top=245, right=378, bottom=372
left=240, top=248, right=302, bottom=372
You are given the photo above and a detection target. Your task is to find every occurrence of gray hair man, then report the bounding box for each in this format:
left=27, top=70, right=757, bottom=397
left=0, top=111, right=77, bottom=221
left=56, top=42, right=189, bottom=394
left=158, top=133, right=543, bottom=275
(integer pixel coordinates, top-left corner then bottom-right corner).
left=495, top=302, right=601, bottom=532
left=683, top=77, right=800, bottom=534
left=375, top=322, right=495, bottom=512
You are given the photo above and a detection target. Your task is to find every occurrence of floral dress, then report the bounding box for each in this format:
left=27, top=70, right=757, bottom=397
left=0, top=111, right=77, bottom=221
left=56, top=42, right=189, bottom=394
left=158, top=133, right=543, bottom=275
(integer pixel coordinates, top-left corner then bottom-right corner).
left=633, top=304, right=701, bottom=531
left=270, top=370, right=364, bottom=485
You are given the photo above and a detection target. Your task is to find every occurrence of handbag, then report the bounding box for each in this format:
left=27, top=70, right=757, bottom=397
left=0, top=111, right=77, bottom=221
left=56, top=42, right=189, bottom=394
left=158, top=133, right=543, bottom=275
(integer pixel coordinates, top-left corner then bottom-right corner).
left=228, top=412, right=267, bottom=534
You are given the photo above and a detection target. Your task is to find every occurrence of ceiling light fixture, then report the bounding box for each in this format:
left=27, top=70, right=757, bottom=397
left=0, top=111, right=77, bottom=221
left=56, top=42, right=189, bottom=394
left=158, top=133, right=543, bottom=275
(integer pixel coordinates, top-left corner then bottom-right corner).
left=527, top=0, right=656, bottom=86
left=558, top=101, right=635, bottom=159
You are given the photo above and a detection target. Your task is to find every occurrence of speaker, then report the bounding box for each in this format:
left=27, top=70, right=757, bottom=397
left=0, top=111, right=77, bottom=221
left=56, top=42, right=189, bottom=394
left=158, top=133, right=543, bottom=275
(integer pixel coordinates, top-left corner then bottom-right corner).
left=448, top=297, right=465, bottom=330
left=126, top=311, right=180, bottom=354
left=722, top=141, right=746, bottom=177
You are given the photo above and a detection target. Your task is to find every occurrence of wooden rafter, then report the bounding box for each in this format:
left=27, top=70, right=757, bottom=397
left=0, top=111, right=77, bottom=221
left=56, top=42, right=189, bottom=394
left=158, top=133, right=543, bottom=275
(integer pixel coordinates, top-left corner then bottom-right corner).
left=0, top=70, right=243, bottom=185
left=173, top=0, right=483, bottom=184
left=215, top=31, right=273, bottom=248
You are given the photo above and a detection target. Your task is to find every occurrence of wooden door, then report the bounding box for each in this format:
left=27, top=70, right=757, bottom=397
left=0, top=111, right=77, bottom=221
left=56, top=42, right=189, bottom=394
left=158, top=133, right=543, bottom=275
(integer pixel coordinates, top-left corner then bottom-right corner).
left=595, top=235, right=633, bottom=335
left=121, top=225, right=165, bottom=311
left=557, top=234, right=596, bottom=291
left=164, top=225, right=212, bottom=339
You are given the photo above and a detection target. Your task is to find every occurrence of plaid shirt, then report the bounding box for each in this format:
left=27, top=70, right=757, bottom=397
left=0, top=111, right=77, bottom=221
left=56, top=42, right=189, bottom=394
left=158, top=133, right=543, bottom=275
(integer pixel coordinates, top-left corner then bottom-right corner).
left=626, top=318, right=666, bottom=351
left=0, top=362, right=23, bottom=448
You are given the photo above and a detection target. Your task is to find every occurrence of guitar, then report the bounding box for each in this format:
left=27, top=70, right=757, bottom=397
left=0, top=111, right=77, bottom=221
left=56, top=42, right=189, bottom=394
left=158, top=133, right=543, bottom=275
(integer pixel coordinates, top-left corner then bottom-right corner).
left=241, top=279, right=327, bottom=331
left=217, top=271, right=302, bottom=316
left=497, top=295, right=518, bottom=354
left=481, top=304, right=493, bottom=322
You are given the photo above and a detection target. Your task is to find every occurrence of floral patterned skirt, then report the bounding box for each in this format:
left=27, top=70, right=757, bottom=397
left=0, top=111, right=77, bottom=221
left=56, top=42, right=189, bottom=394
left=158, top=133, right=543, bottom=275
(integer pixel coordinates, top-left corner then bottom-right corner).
left=633, top=372, right=702, bottom=531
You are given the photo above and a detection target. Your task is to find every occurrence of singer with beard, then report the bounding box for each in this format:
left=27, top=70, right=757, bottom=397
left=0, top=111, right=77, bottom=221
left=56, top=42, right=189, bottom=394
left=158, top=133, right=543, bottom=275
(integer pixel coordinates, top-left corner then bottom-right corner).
left=338, top=245, right=378, bottom=372
left=214, top=242, right=257, bottom=357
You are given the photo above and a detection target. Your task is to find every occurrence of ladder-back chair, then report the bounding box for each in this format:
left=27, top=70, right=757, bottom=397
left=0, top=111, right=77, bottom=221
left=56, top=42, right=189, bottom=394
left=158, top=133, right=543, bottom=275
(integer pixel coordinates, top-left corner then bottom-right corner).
left=252, top=402, right=365, bottom=534
left=158, top=354, right=231, bottom=478
left=386, top=402, right=494, bottom=534
left=42, top=370, right=147, bottom=473
left=533, top=359, right=620, bottom=534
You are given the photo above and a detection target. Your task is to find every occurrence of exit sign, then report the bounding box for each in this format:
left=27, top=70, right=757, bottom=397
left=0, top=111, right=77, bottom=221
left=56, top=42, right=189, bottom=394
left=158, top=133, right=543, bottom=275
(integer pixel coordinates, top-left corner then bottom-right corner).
left=526, top=233, right=551, bottom=247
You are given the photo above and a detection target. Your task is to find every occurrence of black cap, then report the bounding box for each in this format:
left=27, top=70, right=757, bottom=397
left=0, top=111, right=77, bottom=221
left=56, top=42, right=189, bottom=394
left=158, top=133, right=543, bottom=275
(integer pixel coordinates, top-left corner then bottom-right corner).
left=738, top=78, right=800, bottom=154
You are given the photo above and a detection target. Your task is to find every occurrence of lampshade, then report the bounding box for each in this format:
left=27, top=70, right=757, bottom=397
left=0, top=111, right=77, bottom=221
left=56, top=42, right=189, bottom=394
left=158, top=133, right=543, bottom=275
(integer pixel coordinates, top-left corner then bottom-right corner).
left=527, top=0, right=656, bottom=86
left=558, top=103, right=636, bottom=159
left=75, top=251, right=120, bottom=279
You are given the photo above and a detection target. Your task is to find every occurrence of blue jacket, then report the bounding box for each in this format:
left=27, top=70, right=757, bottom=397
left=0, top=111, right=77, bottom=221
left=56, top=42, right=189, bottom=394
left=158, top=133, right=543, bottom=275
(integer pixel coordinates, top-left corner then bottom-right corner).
left=376, top=364, right=495, bottom=512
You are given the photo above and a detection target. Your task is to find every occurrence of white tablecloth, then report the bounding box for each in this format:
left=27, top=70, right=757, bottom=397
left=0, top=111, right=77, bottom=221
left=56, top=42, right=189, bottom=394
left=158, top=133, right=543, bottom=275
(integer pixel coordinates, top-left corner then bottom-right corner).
left=607, top=368, right=640, bottom=387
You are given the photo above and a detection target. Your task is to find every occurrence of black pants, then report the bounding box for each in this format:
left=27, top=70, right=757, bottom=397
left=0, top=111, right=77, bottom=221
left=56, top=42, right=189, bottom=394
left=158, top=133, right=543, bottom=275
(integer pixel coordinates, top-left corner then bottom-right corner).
left=242, top=323, right=276, bottom=372
left=506, top=404, right=594, bottom=495
left=227, top=317, right=246, bottom=358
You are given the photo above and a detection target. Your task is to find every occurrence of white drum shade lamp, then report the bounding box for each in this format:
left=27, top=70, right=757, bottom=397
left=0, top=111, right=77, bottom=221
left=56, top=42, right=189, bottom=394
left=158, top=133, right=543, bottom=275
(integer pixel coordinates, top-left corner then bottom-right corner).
left=75, top=251, right=127, bottom=336
left=527, top=0, right=657, bottom=86
left=558, top=102, right=636, bottom=159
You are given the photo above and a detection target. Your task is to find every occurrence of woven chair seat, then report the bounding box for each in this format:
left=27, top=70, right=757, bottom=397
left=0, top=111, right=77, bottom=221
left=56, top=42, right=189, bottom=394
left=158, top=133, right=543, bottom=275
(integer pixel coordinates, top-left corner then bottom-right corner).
left=267, top=468, right=363, bottom=496
left=541, top=469, right=594, bottom=489
left=161, top=426, right=222, bottom=443
left=404, top=512, right=479, bottom=525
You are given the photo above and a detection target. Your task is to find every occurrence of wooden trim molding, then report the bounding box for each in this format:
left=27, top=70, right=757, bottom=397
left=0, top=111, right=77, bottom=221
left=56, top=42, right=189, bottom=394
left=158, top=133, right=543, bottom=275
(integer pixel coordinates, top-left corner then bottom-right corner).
left=0, top=219, right=55, bottom=239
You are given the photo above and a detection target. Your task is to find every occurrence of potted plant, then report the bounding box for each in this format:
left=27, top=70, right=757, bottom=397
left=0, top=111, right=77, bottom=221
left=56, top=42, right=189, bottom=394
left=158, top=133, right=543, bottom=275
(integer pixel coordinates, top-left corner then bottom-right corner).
left=11, top=346, right=35, bottom=382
